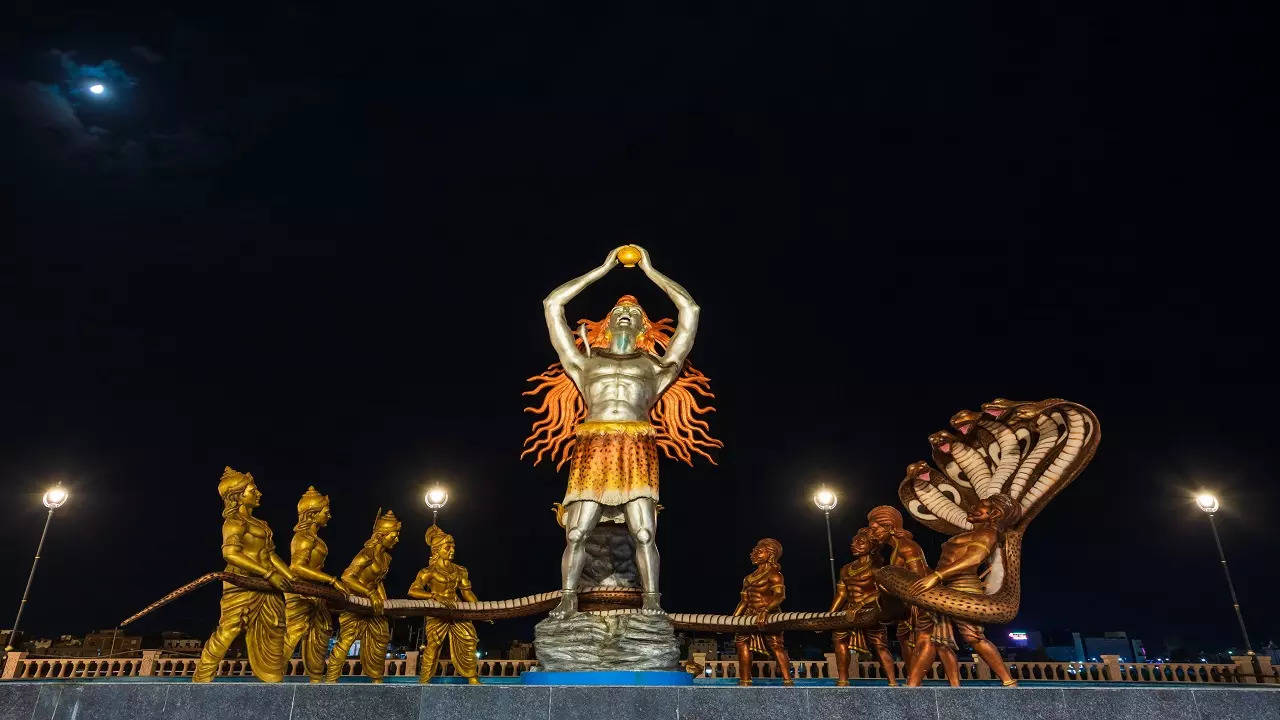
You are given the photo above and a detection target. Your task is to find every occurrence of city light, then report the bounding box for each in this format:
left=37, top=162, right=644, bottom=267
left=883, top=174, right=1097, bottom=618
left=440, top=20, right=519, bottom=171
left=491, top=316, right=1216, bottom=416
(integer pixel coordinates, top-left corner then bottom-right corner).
left=812, top=487, right=837, bottom=511
left=43, top=485, right=69, bottom=509
left=812, top=486, right=838, bottom=594
left=425, top=486, right=449, bottom=510
left=1008, top=631, right=1028, bottom=641
left=1195, top=493, right=1219, bottom=514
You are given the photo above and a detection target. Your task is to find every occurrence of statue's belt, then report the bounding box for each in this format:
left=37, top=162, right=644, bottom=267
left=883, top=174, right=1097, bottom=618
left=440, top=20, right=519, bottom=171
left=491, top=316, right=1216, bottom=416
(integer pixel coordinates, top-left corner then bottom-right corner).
left=121, top=572, right=903, bottom=633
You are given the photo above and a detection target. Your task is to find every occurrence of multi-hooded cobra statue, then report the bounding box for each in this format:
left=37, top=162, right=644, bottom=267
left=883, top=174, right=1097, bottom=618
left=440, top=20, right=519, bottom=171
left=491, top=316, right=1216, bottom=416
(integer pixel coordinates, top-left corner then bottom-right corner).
left=876, top=397, right=1100, bottom=625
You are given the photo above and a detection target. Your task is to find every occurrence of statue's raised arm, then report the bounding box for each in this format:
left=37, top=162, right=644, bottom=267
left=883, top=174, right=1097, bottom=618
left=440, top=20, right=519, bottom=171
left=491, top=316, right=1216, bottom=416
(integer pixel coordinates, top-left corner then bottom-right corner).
left=634, top=245, right=699, bottom=391
left=542, top=247, right=626, bottom=387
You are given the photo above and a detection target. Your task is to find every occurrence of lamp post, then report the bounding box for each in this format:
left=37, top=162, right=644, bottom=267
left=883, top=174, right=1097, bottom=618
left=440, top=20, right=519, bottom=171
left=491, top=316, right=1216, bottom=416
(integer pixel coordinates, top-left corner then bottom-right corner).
left=813, top=487, right=838, bottom=594
left=5, top=484, right=69, bottom=656
left=1195, top=493, right=1254, bottom=656
left=425, top=486, right=449, bottom=526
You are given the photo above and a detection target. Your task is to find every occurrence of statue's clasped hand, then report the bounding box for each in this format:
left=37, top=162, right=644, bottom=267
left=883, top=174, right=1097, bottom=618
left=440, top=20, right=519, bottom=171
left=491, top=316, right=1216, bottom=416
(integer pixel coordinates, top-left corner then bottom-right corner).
left=909, top=572, right=943, bottom=597
left=264, top=570, right=290, bottom=593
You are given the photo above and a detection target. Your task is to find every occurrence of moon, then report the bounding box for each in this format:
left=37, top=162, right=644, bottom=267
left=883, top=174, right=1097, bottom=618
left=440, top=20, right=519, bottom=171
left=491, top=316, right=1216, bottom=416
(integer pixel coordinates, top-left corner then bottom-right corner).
left=89, top=83, right=105, bottom=95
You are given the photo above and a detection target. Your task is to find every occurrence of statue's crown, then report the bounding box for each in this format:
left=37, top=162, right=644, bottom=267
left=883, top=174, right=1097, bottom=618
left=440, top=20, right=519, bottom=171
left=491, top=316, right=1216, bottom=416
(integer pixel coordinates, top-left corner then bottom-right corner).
left=372, top=508, right=401, bottom=534
left=425, top=524, right=453, bottom=551
left=297, top=485, right=329, bottom=515
left=217, top=466, right=254, bottom=497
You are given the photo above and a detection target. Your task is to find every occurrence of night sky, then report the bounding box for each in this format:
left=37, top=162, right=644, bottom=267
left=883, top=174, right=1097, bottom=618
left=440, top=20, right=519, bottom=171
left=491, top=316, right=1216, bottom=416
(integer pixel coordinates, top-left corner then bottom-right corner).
left=7, top=1, right=1276, bottom=657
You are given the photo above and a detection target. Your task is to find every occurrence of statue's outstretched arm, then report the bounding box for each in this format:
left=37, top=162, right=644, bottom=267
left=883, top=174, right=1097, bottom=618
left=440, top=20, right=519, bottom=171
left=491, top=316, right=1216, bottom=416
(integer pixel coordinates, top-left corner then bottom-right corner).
left=220, top=520, right=273, bottom=578
left=269, top=552, right=296, bottom=581
left=909, top=533, right=994, bottom=595
left=289, top=535, right=337, bottom=585
left=635, top=246, right=699, bottom=382
left=543, top=247, right=626, bottom=382
left=904, top=553, right=930, bottom=577
left=938, top=535, right=994, bottom=582
left=341, top=552, right=377, bottom=597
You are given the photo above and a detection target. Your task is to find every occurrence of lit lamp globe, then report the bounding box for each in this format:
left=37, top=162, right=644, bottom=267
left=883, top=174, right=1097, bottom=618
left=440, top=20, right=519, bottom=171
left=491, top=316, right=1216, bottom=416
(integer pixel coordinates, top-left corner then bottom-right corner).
left=43, top=485, right=69, bottom=510
left=425, top=486, right=449, bottom=511
left=813, top=487, right=837, bottom=512
left=616, top=246, right=642, bottom=267
left=1195, top=493, right=1219, bottom=514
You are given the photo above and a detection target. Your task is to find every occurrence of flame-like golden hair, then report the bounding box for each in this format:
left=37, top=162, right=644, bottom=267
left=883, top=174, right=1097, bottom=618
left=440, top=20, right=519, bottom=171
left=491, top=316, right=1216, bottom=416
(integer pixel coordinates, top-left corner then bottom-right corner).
left=522, top=296, right=722, bottom=469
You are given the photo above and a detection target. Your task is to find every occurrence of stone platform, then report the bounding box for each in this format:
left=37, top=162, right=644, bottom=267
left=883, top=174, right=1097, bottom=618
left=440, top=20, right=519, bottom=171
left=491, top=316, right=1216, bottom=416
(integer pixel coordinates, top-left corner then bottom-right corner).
left=1, top=681, right=1277, bottom=720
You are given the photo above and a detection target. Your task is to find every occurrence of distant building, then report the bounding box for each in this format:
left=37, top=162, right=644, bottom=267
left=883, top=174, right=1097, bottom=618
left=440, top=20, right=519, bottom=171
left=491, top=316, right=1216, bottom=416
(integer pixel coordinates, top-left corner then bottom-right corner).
left=1037, top=630, right=1147, bottom=662
left=1, top=630, right=32, bottom=651
left=84, top=629, right=142, bottom=657
left=688, top=638, right=718, bottom=660
left=1262, top=641, right=1279, bottom=665
left=508, top=641, right=534, bottom=660
left=160, top=632, right=203, bottom=654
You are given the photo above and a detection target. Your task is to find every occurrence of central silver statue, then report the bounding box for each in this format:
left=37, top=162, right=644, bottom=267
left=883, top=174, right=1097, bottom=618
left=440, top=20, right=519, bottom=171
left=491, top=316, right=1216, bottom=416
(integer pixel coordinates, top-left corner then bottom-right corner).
left=536, top=245, right=702, bottom=618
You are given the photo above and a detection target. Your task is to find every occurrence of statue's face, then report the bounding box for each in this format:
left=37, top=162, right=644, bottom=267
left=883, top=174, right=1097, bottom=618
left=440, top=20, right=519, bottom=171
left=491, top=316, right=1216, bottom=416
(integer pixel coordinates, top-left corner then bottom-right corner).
left=867, top=520, right=891, bottom=541
left=439, top=540, right=455, bottom=561
left=851, top=532, right=874, bottom=556
left=749, top=542, right=773, bottom=564
left=608, top=304, right=644, bottom=343
left=967, top=500, right=998, bottom=525
left=381, top=530, right=401, bottom=549
left=242, top=483, right=261, bottom=508
left=316, top=503, right=332, bottom=527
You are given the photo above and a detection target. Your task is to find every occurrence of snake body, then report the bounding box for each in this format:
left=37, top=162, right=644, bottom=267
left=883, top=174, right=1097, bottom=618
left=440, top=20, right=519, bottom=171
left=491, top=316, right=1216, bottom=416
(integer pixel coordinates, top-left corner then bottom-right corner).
left=122, top=574, right=892, bottom=633
left=876, top=530, right=1024, bottom=624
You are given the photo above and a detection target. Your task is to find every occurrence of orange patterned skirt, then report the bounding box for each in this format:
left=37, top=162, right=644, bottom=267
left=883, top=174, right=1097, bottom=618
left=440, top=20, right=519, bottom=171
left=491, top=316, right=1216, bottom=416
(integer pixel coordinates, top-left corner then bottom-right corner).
left=564, top=421, right=660, bottom=506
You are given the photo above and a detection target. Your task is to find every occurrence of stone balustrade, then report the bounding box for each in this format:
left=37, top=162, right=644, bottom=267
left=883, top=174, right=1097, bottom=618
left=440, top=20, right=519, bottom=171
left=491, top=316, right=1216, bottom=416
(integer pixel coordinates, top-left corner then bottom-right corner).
left=4, top=649, right=1275, bottom=684
left=1, top=651, right=539, bottom=682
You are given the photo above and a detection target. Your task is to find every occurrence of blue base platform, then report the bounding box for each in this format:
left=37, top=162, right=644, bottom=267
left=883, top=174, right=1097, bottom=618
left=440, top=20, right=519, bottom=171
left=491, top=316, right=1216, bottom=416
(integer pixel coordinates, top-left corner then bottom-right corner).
left=521, top=670, right=693, bottom=685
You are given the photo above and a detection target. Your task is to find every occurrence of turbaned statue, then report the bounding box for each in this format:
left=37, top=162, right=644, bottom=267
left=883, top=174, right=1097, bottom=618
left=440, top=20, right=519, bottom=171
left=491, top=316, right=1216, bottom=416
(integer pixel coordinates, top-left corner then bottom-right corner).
left=523, top=245, right=721, bottom=618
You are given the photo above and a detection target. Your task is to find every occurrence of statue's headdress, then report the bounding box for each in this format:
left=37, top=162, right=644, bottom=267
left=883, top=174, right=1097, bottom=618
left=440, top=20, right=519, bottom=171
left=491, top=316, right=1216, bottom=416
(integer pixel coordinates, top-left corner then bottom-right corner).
left=757, top=537, right=783, bottom=561
left=522, top=295, right=723, bottom=469
left=371, top=508, right=401, bottom=535
left=866, top=505, right=912, bottom=539
left=297, top=486, right=329, bottom=515
left=217, top=466, right=254, bottom=498
left=424, top=525, right=454, bottom=554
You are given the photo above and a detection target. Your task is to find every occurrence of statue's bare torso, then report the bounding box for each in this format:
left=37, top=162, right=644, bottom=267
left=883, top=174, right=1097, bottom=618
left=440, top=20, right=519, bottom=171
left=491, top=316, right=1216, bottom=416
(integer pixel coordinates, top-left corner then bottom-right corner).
left=580, top=354, right=665, bottom=422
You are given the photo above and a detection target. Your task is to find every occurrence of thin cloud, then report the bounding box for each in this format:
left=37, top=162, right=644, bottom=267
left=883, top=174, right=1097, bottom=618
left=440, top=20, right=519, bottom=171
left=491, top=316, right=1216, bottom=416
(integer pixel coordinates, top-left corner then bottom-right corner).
left=131, top=45, right=165, bottom=64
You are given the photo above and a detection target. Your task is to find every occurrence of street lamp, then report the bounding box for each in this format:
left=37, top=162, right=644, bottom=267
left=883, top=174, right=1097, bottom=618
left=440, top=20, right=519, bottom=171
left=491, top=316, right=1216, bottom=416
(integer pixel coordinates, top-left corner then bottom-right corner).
left=813, top=487, right=838, bottom=594
left=1195, top=493, right=1254, bottom=656
left=5, top=484, right=70, bottom=655
left=425, top=485, right=449, bottom=526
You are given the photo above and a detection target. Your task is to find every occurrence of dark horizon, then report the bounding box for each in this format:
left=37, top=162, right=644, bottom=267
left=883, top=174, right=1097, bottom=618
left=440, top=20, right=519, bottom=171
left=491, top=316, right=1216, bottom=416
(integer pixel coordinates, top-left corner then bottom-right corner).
left=7, top=0, right=1276, bottom=659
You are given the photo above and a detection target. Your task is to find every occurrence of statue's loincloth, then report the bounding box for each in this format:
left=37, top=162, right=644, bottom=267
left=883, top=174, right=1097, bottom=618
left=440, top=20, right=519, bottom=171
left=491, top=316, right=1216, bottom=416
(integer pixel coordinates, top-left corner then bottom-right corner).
left=929, top=572, right=984, bottom=650
left=564, top=421, right=659, bottom=507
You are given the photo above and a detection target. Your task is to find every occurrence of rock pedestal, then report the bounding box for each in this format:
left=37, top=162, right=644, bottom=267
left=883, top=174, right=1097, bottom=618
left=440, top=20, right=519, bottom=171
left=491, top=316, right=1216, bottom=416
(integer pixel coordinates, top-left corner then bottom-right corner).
left=533, top=522, right=681, bottom=672
left=534, top=612, right=681, bottom=671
